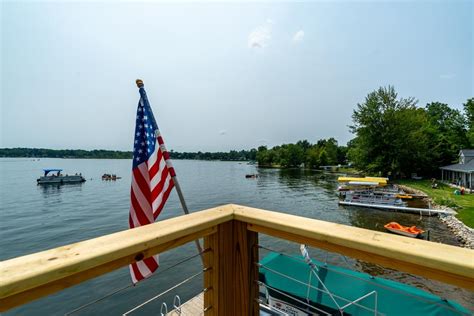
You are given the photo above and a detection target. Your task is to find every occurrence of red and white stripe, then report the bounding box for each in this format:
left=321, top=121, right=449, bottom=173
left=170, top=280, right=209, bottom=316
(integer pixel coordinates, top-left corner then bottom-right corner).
left=129, top=130, right=175, bottom=283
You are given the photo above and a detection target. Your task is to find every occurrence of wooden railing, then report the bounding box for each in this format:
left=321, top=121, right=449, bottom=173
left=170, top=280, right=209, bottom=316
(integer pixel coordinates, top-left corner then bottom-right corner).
left=1, top=204, right=473, bottom=314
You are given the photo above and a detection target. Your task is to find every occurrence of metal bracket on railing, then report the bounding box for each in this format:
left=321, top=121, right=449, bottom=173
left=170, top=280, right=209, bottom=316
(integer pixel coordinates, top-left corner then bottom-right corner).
left=262, top=282, right=270, bottom=304
left=160, top=302, right=168, bottom=316
left=254, top=279, right=270, bottom=304
left=173, top=295, right=182, bottom=314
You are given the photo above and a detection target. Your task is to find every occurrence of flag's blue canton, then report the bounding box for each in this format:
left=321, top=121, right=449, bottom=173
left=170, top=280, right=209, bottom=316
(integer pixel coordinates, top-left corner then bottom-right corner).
left=132, top=88, right=158, bottom=168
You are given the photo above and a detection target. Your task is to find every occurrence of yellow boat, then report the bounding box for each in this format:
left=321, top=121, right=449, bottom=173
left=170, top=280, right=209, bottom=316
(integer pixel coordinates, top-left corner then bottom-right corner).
left=337, top=176, right=388, bottom=185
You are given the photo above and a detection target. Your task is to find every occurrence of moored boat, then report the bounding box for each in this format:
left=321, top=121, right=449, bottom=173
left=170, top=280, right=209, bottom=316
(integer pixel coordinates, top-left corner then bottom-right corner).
left=384, top=222, right=424, bottom=237
left=337, top=176, right=425, bottom=211
left=37, top=169, right=86, bottom=185
left=102, top=173, right=121, bottom=181
left=343, top=190, right=406, bottom=206
left=338, top=176, right=388, bottom=186
left=259, top=251, right=469, bottom=315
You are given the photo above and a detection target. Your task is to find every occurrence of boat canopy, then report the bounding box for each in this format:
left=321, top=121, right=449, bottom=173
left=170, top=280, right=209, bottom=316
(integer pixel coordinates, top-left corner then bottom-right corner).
left=260, top=253, right=469, bottom=316
left=43, top=169, right=63, bottom=176
left=347, top=181, right=379, bottom=186
left=338, top=177, right=388, bottom=185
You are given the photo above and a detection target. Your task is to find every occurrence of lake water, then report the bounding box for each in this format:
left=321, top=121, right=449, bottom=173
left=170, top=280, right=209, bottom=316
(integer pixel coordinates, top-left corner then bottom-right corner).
left=1, top=158, right=472, bottom=315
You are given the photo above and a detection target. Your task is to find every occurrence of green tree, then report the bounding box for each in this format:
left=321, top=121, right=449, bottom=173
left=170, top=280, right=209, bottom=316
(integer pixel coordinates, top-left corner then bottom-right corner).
left=349, top=86, right=422, bottom=176
left=426, top=102, right=469, bottom=166
left=323, top=138, right=338, bottom=165
left=336, top=146, right=348, bottom=165
left=296, top=140, right=311, bottom=153
left=248, top=148, right=257, bottom=161
left=279, top=144, right=304, bottom=168
left=256, top=146, right=269, bottom=166
left=318, top=149, right=328, bottom=166
left=464, top=98, right=474, bottom=147
left=306, top=146, right=320, bottom=169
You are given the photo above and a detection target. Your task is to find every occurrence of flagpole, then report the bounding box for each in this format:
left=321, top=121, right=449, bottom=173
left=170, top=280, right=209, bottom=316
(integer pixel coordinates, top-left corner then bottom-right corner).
left=135, top=79, right=204, bottom=263
left=171, top=176, right=205, bottom=257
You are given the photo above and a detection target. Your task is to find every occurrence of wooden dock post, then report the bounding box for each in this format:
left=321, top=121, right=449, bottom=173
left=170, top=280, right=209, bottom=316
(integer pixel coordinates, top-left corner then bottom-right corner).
left=204, top=220, right=259, bottom=315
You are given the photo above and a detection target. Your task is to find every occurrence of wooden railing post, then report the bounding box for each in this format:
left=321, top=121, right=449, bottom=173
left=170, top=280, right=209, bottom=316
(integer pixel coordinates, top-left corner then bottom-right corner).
left=204, top=220, right=259, bottom=315
left=203, top=225, right=220, bottom=316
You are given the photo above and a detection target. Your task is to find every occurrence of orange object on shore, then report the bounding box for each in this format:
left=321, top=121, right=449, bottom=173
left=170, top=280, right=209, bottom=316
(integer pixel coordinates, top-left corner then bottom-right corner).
left=384, top=222, right=424, bottom=237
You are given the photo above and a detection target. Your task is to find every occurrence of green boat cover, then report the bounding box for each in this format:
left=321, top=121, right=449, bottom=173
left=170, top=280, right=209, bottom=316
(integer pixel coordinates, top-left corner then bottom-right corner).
left=259, top=253, right=470, bottom=316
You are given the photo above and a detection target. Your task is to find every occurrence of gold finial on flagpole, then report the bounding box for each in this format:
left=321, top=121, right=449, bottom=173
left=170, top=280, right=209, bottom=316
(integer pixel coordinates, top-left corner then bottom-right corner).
left=136, top=79, right=144, bottom=88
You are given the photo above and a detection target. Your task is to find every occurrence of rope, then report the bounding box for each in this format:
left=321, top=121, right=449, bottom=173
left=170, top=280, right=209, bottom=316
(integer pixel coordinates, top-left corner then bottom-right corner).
left=65, top=249, right=209, bottom=315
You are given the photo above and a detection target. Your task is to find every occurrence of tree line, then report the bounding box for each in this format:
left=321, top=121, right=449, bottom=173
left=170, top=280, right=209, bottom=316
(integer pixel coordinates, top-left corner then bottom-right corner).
left=0, top=147, right=257, bottom=161
left=254, top=86, right=473, bottom=176
left=169, top=149, right=257, bottom=161
left=348, top=86, right=473, bottom=177
left=2, top=87, right=472, bottom=177
left=255, top=139, right=347, bottom=168
left=0, top=148, right=133, bottom=159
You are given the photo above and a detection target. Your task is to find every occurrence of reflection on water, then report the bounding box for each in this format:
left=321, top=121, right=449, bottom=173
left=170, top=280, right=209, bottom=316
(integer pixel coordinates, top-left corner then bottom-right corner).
left=1, top=159, right=472, bottom=314
left=38, top=182, right=84, bottom=195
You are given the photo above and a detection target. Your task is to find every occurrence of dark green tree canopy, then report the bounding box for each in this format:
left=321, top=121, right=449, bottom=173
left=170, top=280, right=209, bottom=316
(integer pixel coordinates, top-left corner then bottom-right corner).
left=464, top=98, right=474, bottom=147
left=348, top=87, right=472, bottom=177
left=255, top=139, right=347, bottom=168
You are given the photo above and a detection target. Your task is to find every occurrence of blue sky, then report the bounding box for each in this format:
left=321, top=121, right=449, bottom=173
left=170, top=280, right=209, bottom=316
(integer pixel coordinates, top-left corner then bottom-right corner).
left=1, top=1, right=472, bottom=151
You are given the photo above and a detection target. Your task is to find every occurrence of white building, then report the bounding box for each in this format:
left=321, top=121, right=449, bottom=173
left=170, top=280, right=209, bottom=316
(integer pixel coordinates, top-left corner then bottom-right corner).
left=440, top=149, right=474, bottom=189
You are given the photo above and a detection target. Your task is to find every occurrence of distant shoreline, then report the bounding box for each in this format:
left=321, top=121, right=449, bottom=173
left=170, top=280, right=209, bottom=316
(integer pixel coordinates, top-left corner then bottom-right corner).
left=0, top=148, right=132, bottom=159
left=0, top=148, right=256, bottom=161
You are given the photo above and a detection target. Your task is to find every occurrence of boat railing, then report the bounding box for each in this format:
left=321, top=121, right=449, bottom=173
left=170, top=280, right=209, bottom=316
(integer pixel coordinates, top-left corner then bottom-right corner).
left=347, top=191, right=396, bottom=198
left=345, top=191, right=404, bottom=202
left=1, top=204, right=473, bottom=315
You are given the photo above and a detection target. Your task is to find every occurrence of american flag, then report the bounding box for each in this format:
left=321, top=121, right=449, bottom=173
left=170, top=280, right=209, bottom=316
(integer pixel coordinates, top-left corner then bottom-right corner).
left=129, top=84, right=175, bottom=283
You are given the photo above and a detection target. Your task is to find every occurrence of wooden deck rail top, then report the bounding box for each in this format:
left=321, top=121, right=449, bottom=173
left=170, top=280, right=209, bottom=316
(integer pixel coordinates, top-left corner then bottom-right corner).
left=1, top=204, right=473, bottom=312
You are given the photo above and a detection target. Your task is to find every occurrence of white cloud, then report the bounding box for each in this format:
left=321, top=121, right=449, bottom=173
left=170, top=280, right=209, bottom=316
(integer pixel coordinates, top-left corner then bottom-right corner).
left=248, top=20, right=273, bottom=49
left=439, top=74, right=456, bottom=80
left=293, top=30, right=304, bottom=43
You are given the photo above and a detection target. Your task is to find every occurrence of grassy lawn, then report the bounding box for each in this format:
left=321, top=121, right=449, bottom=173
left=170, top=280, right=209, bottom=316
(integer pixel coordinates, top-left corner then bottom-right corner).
left=397, top=179, right=474, bottom=228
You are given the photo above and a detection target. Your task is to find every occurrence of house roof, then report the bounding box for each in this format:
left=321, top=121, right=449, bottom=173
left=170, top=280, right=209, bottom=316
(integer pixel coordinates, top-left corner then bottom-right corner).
left=460, top=149, right=474, bottom=157
left=440, top=160, right=474, bottom=173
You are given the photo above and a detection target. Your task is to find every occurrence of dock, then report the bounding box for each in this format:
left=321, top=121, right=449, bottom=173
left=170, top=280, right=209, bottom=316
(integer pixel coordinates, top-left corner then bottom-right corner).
left=339, top=201, right=456, bottom=215
left=167, top=293, right=203, bottom=315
